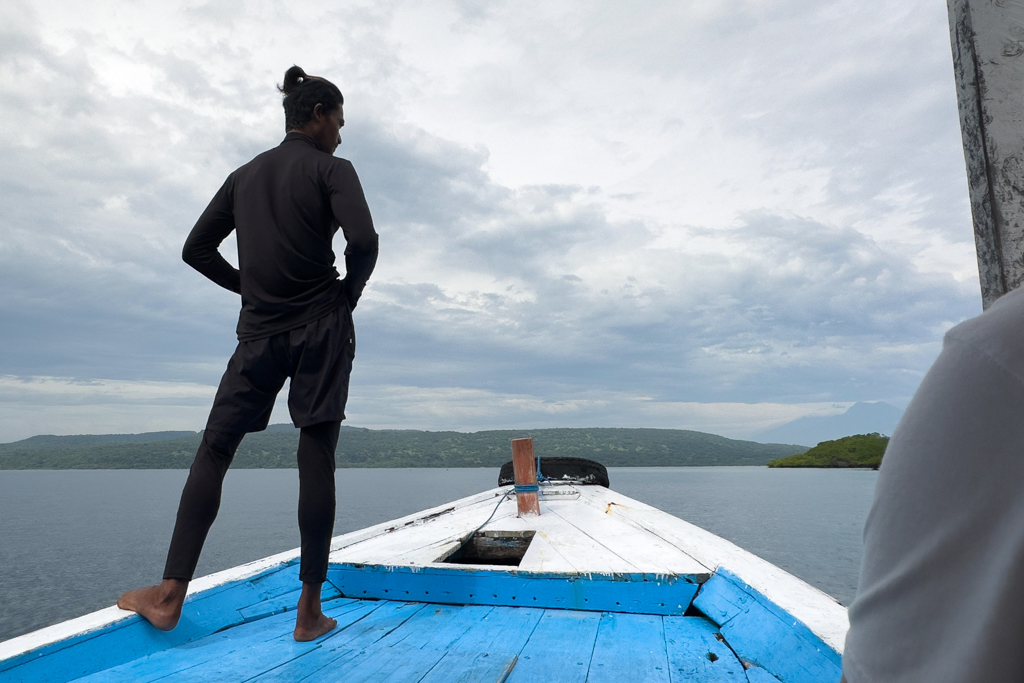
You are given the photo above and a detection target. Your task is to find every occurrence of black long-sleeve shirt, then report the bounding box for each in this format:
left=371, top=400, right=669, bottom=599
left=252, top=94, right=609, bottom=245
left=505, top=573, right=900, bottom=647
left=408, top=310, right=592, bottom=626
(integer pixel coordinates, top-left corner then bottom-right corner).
left=183, top=132, right=379, bottom=341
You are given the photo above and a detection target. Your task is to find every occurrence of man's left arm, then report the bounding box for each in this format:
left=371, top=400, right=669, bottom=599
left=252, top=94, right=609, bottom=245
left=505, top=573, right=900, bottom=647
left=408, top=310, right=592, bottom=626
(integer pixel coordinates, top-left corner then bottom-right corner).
left=328, top=160, right=379, bottom=308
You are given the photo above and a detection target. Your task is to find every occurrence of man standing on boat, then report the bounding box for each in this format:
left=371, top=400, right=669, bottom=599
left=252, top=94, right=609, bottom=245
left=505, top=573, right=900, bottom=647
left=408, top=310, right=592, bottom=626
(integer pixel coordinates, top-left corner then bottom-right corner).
left=118, top=66, right=378, bottom=642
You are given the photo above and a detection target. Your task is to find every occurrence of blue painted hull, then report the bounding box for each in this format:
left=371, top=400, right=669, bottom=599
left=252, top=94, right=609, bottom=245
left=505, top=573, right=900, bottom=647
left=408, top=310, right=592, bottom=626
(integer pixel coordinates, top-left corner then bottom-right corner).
left=0, top=559, right=841, bottom=682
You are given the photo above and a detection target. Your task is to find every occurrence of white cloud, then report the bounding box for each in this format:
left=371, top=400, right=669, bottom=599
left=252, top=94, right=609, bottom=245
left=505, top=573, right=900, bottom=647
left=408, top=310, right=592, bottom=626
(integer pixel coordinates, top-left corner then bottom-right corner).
left=0, top=374, right=850, bottom=442
left=348, top=383, right=855, bottom=439
left=0, top=0, right=981, bottom=442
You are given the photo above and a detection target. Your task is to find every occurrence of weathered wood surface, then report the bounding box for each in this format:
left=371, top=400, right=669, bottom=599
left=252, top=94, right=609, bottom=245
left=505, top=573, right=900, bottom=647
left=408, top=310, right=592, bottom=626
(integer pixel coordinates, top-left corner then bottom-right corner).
left=693, top=570, right=841, bottom=683
left=490, top=505, right=641, bottom=573
left=545, top=495, right=710, bottom=576
left=576, top=486, right=848, bottom=654
left=327, top=564, right=701, bottom=615
left=329, top=494, right=518, bottom=566
left=663, top=617, right=748, bottom=681
left=329, top=483, right=709, bottom=577
left=588, top=612, right=671, bottom=683
left=4, top=594, right=760, bottom=682
left=2, top=482, right=847, bottom=682
left=948, top=0, right=1024, bottom=308
left=0, top=562, right=332, bottom=683
left=67, top=600, right=375, bottom=683
left=503, top=610, right=601, bottom=682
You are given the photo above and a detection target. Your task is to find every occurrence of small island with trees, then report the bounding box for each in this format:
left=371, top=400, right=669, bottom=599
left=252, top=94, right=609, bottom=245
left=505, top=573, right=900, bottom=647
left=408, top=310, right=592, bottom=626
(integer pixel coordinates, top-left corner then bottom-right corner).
left=767, top=433, right=889, bottom=469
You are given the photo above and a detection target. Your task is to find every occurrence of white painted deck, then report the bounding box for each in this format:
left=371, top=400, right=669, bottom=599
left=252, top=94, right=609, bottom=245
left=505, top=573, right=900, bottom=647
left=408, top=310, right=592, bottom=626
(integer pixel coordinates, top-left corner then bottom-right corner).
left=328, top=482, right=848, bottom=653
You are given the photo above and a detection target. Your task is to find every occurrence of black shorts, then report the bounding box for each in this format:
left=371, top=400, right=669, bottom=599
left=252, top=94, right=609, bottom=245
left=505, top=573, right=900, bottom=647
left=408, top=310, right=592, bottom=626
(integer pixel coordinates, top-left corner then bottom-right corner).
left=205, top=303, right=355, bottom=434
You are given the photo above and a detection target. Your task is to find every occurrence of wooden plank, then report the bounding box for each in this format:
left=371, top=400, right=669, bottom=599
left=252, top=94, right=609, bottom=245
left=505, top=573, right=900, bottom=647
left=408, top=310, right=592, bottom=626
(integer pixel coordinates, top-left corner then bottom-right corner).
left=279, top=604, right=500, bottom=683
left=587, top=489, right=846, bottom=653
left=417, top=605, right=545, bottom=683
left=0, top=562, right=306, bottom=683
left=547, top=496, right=709, bottom=576
left=327, top=488, right=512, bottom=554
left=67, top=598, right=370, bottom=683
left=247, top=600, right=428, bottom=682
left=0, top=548, right=312, bottom=672
left=513, top=529, right=578, bottom=573
left=479, top=507, right=638, bottom=574
left=586, top=612, right=671, bottom=683
left=573, top=487, right=709, bottom=575
left=662, top=616, right=746, bottom=682
left=322, top=605, right=498, bottom=683
left=66, top=610, right=299, bottom=683
left=238, top=583, right=344, bottom=622
left=744, top=666, right=783, bottom=682
left=327, top=564, right=699, bottom=615
left=330, top=496, right=518, bottom=566
left=504, top=609, right=601, bottom=683
left=692, top=571, right=842, bottom=683
left=381, top=506, right=626, bottom=574
left=324, top=604, right=492, bottom=682
left=330, top=500, right=512, bottom=563
left=383, top=538, right=465, bottom=567
left=157, top=632, right=328, bottom=683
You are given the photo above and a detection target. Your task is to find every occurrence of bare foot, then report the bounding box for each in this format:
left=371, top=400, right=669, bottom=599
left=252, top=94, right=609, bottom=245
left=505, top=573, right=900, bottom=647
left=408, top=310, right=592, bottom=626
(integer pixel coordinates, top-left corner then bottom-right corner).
left=117, top=578, right=188, bottom=631
left=294, top=581, right=337, bottom=642
left=294, top=613, right=337, bottom=642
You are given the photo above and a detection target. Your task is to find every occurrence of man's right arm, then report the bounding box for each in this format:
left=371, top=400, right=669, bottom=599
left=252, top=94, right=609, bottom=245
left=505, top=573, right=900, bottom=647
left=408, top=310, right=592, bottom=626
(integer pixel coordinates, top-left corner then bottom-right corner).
left=182, top=176, right=242, bottom=294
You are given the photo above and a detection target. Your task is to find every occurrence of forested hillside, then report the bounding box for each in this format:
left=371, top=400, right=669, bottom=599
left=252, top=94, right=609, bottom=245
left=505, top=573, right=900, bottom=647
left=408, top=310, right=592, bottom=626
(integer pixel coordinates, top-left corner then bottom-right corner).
left=0, top=425, right=806, bottom=469
left=767, top=433, right=888, bottom=468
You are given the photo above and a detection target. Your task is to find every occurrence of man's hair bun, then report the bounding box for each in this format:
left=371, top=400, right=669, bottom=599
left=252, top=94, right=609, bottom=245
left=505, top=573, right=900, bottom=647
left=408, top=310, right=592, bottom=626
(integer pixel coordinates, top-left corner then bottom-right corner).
left=279, top=65, right=310, bottom=96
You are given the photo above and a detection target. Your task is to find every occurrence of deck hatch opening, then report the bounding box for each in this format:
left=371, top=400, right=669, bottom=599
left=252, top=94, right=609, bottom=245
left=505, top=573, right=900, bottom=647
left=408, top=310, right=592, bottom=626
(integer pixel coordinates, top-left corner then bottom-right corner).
left=441, top=530, right=536, bottom=566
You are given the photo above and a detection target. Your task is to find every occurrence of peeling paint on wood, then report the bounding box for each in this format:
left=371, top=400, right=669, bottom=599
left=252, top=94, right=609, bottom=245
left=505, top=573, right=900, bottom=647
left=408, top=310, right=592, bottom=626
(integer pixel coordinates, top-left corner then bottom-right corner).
left=692, top=570, right=841, bottom=683
left=1, top=484, right=848, bottom=682
left=326, top=563, right=702, bottom=615
left=948, top=0, right=1024, bottom=308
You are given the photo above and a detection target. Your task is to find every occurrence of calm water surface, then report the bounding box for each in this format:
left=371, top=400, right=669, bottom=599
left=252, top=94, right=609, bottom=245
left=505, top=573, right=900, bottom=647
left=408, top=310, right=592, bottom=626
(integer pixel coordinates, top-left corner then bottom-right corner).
left=0, top=467, right=876, bottom=641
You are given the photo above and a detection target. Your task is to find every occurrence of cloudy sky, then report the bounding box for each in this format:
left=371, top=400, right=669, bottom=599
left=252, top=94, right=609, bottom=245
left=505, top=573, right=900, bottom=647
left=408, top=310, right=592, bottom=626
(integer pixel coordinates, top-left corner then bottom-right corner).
left=0, top=0, right=980, bottom=442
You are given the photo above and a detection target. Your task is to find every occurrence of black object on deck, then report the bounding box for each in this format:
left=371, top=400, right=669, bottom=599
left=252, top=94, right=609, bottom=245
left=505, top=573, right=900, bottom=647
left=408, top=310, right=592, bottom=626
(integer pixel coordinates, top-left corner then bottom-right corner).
left=498, top=456, right=609, bottom=487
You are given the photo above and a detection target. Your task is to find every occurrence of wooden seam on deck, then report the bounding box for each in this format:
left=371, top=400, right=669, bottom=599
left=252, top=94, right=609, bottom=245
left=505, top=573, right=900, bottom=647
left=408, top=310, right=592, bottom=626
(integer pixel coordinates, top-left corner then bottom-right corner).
left=3, top=564, right=828, bottom=683
left=66, top=598, right=751, bottom=683
left=577, top=485, right=846, bottom=652
left=693, top=570, right=841, bottom=683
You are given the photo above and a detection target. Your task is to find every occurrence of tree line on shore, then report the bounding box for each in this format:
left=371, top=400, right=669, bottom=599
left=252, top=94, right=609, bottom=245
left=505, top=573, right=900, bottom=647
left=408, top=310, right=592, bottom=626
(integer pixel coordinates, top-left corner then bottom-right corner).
left=0, top=425, right=807, bottom=469
left=767, top=433, right=889, bottom=469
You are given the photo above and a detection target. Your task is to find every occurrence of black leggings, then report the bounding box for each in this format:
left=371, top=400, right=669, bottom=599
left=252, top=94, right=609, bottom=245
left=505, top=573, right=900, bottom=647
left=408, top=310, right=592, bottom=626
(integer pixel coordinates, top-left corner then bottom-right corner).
left=163, top=421, right=340, bottom=584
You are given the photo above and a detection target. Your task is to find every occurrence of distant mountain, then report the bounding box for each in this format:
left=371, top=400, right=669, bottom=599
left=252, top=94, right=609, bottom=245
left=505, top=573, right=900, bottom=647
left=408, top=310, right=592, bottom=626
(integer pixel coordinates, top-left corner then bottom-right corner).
left=753, top=402, right=903, bottom=447
left=0, top=426, right=806, bottom=470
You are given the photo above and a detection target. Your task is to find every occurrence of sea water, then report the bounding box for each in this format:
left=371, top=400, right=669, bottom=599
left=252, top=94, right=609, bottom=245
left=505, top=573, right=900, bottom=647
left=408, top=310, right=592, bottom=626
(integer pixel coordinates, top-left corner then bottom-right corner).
left=0, top=467, right=876, bottom=642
